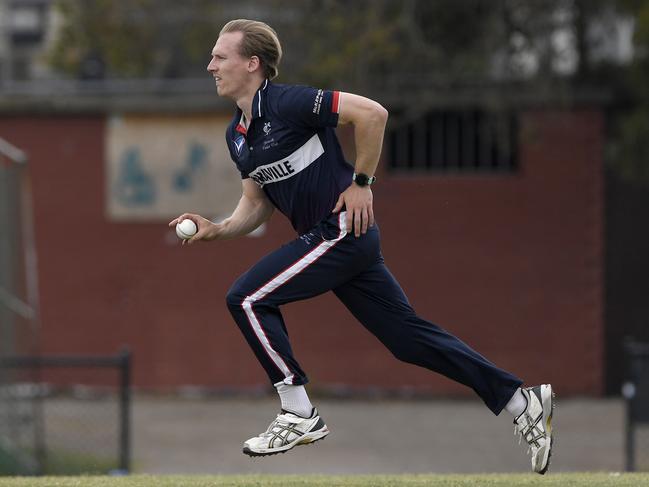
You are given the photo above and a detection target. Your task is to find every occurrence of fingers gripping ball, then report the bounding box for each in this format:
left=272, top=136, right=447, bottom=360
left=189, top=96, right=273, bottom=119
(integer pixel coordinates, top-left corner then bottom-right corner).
left=176, top=219, right=197, bottom=240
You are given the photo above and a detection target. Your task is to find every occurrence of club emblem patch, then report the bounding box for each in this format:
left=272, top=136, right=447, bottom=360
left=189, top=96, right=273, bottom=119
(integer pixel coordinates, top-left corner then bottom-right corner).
left=234, top=135, right=245, bottom=156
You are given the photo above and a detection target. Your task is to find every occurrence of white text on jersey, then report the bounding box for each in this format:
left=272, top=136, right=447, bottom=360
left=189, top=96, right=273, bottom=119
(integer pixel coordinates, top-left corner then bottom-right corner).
left=249, top=134, right=324, bottom=187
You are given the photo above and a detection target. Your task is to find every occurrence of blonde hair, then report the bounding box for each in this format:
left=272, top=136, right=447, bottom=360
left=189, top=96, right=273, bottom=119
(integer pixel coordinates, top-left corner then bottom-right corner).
left=220, top=19, right=283, bottom=80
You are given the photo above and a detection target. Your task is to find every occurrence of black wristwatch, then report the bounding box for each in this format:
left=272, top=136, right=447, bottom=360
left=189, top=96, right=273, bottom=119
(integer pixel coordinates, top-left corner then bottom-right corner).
left=353, top=173, right=376, bottom=187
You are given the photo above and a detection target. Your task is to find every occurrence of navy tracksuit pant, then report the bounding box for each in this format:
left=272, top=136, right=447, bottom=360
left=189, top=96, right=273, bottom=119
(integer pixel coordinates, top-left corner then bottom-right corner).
left=226, top=212, right=522, bottom=415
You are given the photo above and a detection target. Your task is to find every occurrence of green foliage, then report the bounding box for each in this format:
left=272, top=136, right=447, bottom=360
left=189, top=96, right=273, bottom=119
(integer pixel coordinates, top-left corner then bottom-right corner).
left=609, top=0, right=649, bottom=184
left=49, top=0, right=153, bottom=77
left=43, top=0, right=649, bottom=183
left=46, top=0, right=596, bottom=84
left=611, top=108, right=649, bottom=183
left=47, top=0, right=221, bottom=78
left=287, top=0, right=404, bottom=87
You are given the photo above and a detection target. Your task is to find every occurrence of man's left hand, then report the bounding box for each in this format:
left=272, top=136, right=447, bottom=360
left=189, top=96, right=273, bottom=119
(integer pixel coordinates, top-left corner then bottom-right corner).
left=333, top=184, right=374, bottom=237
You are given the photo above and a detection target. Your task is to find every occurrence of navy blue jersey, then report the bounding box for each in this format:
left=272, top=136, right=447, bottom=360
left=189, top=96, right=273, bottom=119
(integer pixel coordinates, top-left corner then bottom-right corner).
left=225, top=79, right=354, bottom=234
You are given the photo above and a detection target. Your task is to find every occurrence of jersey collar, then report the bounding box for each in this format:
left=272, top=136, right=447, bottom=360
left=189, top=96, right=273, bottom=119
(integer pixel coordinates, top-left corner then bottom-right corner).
left=233, top=79, right=270, bottom=135
left=251, top=79, right=270, bottom=120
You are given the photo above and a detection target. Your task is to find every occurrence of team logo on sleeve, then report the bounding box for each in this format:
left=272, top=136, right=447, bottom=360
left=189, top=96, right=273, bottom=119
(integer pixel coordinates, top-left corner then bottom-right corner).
left=312, top=89, right=324, bottom=114
left=234, top=135, right=245, bottom=156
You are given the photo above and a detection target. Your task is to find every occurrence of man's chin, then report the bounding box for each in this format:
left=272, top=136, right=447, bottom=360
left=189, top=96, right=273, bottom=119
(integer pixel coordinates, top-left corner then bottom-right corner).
left=215, top=84, right=234, bottom=99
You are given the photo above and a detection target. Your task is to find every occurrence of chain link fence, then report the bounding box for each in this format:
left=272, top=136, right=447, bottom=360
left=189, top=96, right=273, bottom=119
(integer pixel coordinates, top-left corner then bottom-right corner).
left=0, top=352, right=131, bottom=475
left=0, top=139, right=131, bottom=475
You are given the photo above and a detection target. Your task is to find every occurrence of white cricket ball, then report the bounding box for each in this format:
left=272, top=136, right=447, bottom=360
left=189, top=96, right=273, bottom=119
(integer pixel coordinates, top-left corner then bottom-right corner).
left=176, top=219, right=197, bottom=240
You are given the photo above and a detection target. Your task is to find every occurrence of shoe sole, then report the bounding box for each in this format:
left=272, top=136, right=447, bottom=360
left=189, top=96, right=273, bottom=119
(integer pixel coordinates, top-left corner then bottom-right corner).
left=537, top=384, right=555, bottom=475
left=242, top=427, right=329, bottom=457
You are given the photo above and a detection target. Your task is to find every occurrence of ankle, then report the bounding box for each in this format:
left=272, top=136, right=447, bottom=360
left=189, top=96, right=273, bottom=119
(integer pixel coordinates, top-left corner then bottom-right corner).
left=275, top=382, right=313, bottom=418
left=505, top=387, right=527, bottom=417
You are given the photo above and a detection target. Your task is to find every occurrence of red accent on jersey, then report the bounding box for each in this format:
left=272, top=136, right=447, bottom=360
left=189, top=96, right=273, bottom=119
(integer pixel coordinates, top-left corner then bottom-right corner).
left=332, top=91, right=340, bottom=114
left=236, top=124, right=247, bottom=135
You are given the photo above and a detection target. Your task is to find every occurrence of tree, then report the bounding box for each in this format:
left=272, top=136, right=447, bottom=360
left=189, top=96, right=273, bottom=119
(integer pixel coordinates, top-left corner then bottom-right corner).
left=48, top=0, right=610, bottom=84
left=45, top=0, right=649, bottom=186
left=609, top=0, right=649, bottom=184
left=47, top=0, right=222, bottom=78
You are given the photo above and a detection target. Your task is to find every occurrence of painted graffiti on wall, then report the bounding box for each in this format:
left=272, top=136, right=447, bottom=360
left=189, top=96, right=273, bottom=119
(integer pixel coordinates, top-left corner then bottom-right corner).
left=106, top=114, right=241, bottom=221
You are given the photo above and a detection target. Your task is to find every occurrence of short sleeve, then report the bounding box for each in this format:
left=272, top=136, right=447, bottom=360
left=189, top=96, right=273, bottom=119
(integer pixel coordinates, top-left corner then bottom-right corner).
left=277, top=85, right=340, bottom=129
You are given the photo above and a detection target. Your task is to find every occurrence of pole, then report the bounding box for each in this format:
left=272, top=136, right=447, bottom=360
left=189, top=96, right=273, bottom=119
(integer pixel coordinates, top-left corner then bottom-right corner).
left=118, top=347, right=131, bottom=473
left=623, top=384, right=635, bottom=472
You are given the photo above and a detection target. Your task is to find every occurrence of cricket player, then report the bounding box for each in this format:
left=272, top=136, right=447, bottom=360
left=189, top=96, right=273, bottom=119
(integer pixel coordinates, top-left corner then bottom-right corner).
left=169, top=19, right=554, bottom=474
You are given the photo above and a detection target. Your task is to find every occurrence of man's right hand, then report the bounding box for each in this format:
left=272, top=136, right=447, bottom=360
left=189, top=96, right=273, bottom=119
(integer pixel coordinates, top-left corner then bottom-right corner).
left=168, top=213, right=222, bottom=245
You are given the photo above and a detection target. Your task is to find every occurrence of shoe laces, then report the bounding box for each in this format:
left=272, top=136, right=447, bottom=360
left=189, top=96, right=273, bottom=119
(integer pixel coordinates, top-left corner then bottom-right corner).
left=513, top=426, right=533, bottom=455
left=259, top=412, right=304, bottom=438
left=514, top=411, right=545, bottom=451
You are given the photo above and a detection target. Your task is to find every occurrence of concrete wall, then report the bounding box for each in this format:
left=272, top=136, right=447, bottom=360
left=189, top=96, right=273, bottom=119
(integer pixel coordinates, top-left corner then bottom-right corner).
left=0, top=108, right=604, bottom=395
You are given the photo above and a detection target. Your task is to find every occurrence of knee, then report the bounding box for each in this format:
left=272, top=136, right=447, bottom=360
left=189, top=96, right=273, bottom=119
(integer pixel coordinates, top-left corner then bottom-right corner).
left=225, top=282, right=247, bottom=311
left=391, top=345, right=415, bottom=364
left=388, top=337, right=424, bottom=365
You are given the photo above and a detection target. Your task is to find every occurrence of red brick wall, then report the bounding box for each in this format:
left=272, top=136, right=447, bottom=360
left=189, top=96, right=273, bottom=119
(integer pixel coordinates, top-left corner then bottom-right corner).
left=0, top=109, right=604, bottom=395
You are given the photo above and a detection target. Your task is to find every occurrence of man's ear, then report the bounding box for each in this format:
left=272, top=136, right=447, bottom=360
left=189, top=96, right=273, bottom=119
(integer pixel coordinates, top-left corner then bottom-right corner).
left=248, top=56, right=261, bottom=73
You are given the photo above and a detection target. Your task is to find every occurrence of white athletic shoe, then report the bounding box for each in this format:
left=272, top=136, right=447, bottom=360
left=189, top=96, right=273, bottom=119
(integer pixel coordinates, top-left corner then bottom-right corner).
left=514, top=384, right=555, bottom=474
left=242, top=408, right=329, bottom=457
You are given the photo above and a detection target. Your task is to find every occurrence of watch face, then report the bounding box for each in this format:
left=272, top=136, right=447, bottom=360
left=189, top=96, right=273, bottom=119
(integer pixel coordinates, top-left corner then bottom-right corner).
left=355, top=174, right=369, bottom=186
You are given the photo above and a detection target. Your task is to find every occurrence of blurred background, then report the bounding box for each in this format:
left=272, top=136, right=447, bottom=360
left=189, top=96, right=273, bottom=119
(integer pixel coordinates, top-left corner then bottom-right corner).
left=1, top=0, right=649, bottom=477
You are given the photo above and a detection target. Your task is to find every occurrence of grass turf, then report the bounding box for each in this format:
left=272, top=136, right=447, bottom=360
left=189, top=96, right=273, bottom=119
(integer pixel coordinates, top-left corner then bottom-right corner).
left=0, top=473, right=646, bottom=487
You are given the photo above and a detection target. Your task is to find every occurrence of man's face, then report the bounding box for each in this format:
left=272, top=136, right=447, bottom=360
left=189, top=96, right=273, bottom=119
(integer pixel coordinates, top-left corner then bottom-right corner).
left=207, top=32, right=251, bottom=99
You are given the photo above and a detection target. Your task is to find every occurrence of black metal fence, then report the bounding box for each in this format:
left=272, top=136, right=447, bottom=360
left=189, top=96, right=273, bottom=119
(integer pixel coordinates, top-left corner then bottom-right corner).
left=0, top=349, right=131, bottom=475
left=623, top=338, right=649, bottom=472
left=0, top=137, right=37, bottom=359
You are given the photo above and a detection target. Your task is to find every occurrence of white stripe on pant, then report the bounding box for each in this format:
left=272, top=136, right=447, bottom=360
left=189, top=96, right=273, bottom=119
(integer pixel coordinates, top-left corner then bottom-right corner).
left=240, top=212, right=347, bottom=385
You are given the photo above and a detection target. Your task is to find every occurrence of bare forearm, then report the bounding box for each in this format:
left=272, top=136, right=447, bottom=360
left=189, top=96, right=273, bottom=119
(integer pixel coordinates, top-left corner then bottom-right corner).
left=219, top=194, right=274, bottom=239
left=168, top=179, right=273, bottom=244
left=353, top=105, right=388, bottom=176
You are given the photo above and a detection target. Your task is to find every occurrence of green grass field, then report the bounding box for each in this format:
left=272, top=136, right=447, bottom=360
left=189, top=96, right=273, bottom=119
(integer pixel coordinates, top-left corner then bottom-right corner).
left=0, top=473, right=647, bottom=487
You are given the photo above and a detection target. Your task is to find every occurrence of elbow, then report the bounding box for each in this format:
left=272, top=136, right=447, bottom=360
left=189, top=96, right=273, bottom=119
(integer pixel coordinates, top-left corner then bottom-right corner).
left=372, top=102, right=389, bottom=125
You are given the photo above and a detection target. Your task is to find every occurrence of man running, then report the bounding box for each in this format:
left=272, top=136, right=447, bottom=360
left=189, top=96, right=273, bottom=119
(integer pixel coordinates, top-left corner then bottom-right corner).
left=169, top=19, right=554, bottom=474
